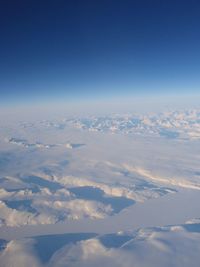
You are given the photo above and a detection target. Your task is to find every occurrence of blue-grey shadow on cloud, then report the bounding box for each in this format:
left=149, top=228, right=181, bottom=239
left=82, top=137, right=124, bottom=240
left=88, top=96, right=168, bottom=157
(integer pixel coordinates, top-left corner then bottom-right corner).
left=0, top=239, right=7, bottom=252
left=34, top=233, right=97, bottom=263
left=69, top=186, right=135, bottom=213
left=183, top=223, right=200, bottom=233
left=22, top=176, right=63, bottom=191
left=4, top=199, right=37, bottom=213
left=159, top=129, right=179, bottom=139
left=99, top=233, right=132, bottom=248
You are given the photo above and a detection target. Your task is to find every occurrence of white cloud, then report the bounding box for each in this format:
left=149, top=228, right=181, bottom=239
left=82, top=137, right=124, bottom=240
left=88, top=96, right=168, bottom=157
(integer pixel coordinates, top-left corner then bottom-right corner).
left=33, top=199, right=113, bottom=220
left=0, top=239, right=41, bottom=267
left=47, top=223, right=200, bottom=267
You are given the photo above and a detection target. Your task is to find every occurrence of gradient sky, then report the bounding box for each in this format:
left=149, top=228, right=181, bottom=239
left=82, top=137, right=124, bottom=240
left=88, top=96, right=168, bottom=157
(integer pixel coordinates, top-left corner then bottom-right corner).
left=0, top=0, right=200, bottom=104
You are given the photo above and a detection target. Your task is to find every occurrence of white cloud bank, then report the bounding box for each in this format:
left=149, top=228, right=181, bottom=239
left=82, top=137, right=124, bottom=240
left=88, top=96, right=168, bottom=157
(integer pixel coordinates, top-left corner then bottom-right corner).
left=1, top=221, right=200, bottom=267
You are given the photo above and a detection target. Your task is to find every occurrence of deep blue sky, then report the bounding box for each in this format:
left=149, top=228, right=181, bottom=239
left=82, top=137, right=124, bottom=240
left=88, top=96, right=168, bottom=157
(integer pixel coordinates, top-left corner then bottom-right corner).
left=0, top=0, right=200, bottom=104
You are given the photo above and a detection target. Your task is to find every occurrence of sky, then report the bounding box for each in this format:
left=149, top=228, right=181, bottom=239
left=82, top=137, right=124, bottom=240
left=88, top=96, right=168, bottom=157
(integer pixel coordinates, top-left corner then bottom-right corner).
left=0, top=0, right=200, bottom=105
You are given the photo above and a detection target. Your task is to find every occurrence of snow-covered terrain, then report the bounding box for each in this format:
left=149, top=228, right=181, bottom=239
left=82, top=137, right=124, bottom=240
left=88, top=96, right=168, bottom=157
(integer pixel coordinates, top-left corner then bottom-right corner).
left=0, top=107, right=200, bottom=266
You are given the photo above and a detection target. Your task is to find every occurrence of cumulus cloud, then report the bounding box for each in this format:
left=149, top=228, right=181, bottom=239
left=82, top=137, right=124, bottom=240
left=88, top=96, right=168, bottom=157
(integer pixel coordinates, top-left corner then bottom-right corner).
left=0, top=239, right=41, bottom=267
left=0, top=200, right=60, bottom=226
left=33, top=199, right=113, bottom=220
left=1, top=216, right=200, bottom=267
left=53, top=174, right=158, bottom=202
left=48, top=238, right=124, bottom=267
left=48, top=223, right=200, bottom=267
